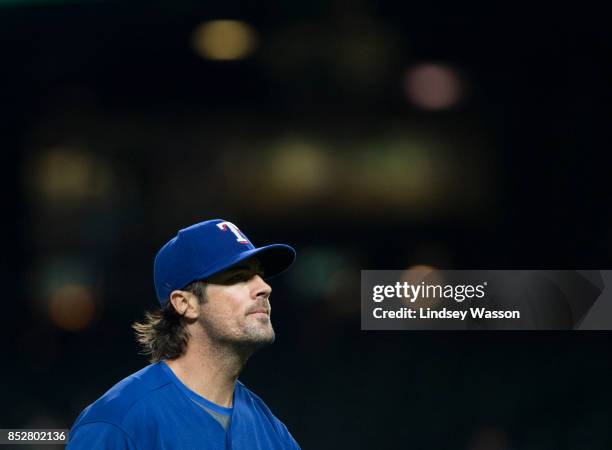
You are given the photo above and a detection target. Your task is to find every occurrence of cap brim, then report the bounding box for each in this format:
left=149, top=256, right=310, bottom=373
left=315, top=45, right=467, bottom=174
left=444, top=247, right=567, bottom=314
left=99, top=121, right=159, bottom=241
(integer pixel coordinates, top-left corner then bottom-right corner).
left=194, top=244, right=296, bottom=283
left=248, top=244, right=297, bottom=280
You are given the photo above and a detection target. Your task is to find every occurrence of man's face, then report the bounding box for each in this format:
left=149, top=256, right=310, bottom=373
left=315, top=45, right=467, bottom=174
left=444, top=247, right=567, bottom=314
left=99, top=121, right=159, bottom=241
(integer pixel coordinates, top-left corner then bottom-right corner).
left=197, top=258, right=275, bottom=349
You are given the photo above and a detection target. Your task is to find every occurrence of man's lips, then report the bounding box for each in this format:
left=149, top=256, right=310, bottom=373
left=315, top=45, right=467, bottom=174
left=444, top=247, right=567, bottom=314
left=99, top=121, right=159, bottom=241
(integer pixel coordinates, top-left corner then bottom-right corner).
left=247, top=308, right=269, bottom=315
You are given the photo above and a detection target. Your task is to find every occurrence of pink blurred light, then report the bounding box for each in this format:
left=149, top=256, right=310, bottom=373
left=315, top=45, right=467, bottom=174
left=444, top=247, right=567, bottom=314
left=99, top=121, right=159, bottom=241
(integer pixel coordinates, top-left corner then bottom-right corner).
left=403, top=63, right=463, bottom=110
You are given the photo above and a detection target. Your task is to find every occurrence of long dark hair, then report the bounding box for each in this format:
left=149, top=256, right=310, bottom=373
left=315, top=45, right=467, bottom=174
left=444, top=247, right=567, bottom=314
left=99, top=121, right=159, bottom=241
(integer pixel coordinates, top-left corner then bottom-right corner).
left=132, top=280, right=206, bottom=362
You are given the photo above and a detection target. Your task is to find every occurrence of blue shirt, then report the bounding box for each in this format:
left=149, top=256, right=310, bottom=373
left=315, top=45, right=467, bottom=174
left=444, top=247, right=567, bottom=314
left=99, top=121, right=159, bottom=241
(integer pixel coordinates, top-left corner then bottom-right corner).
left=67, top=362, right=300, bottom=450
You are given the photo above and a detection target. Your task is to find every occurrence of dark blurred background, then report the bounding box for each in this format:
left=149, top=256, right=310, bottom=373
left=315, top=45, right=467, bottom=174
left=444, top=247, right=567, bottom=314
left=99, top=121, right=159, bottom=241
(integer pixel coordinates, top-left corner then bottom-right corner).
left=1, top=1, right=611, bottom=449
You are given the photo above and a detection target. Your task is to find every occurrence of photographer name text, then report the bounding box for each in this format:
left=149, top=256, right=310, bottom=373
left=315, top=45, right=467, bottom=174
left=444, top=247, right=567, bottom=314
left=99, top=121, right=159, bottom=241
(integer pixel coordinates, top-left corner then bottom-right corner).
left=372, top=307, right=520, bottom=320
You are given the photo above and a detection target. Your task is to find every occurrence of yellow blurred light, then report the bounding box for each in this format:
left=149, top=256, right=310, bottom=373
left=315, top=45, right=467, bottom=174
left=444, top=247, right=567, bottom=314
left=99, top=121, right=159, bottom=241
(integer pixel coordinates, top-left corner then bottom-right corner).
left=192, top=20, right=257, bottom=60
left=48, top=284, right=95, bottom=331
left=353, top=139, right=442, bottom=212
left=268, top=139, right=332, bottom=198
left=29, top=146, right=114, bottom=203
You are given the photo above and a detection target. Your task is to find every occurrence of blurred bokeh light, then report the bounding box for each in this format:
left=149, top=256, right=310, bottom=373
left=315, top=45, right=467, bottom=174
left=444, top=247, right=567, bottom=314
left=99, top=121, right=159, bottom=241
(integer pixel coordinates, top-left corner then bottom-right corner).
left=289, top=247, right=349, bottom=304
left=467, top=426, right=510, bottom=450
left=192, top=20, right=258, bottom=60
left=26, top=146, right=114, bottom=205
left=400, top=264, right=444, bottom=307
left=267, top=138, right=333, bottom=199
left=49, top=283, right=95, bottom=331
left=403, top=63, right=464, bottom=110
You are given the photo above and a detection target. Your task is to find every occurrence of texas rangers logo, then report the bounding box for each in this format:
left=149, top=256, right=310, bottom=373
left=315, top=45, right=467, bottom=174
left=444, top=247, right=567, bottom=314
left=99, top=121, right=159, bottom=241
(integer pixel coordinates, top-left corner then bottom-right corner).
left=217, top=221, right=250, bottom=244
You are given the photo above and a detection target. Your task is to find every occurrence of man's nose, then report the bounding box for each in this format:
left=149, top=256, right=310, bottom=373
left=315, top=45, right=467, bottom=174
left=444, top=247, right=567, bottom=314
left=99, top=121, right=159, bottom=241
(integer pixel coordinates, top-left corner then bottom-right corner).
left=251, top=274, right=272, bottom=299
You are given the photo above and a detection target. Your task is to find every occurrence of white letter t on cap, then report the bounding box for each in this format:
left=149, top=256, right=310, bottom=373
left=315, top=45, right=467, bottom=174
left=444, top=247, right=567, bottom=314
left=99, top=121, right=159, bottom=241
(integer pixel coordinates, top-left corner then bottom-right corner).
left=217, top=221, right=249, bottom=244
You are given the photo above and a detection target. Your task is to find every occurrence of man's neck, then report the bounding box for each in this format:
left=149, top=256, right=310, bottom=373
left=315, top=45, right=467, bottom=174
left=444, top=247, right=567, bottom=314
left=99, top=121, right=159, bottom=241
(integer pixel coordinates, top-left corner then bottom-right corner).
left=165, top=340, right=250, bottom=408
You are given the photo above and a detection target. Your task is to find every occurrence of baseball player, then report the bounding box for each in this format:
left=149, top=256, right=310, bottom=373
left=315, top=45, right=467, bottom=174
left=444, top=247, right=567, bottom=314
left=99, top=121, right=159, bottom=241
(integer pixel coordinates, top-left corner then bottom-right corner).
left=67, top=219, right=300, bottom=449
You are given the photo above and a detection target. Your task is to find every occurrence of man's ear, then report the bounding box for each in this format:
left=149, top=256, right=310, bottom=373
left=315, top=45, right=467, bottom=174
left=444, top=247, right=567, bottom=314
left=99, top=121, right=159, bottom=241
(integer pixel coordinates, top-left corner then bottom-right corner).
left=169, top=290, right=200, bottom=319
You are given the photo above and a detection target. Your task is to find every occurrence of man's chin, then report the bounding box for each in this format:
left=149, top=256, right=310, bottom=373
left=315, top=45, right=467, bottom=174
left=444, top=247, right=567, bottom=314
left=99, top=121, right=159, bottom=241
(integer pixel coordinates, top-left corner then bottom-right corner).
left=224, top=321, right=273, bottom=348
left=242, top=328, right=276, bottom=348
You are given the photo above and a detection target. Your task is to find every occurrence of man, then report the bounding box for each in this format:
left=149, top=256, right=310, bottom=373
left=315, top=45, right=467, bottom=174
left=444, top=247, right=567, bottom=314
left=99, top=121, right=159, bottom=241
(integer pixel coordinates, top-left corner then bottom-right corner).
left=67, top=219, right=300, bottom=449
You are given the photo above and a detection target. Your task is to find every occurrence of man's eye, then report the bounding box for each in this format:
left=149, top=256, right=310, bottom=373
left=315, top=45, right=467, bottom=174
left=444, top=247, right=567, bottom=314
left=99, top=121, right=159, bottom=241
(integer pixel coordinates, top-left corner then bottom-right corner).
left=228, top=273, right=249, bottom=282
left=224, top=270, right=263, bottom=283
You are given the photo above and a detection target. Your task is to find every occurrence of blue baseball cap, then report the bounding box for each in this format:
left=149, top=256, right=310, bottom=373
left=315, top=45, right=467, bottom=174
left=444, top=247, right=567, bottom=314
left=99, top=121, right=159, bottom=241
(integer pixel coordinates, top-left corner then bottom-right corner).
left=154, top=219, right=296, bottom=306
